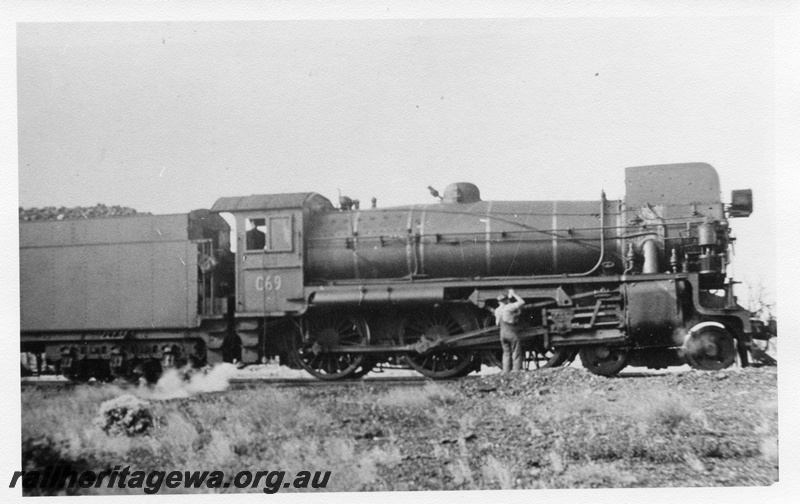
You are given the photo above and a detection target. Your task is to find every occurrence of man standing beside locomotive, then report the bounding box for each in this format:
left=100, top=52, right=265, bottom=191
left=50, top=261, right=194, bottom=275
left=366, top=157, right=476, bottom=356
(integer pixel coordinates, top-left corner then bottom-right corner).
left=494, top=289, right=526, bottom=373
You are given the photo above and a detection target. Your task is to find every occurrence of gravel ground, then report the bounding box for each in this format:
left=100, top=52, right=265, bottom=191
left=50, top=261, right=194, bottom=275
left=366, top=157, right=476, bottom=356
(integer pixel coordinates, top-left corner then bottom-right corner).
left=259, top=365, right=778, bottom=491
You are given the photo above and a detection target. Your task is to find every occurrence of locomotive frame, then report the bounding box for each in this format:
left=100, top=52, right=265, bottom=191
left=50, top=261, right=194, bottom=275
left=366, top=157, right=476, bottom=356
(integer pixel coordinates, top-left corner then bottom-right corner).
left=20, top=162, right=764, bottom=381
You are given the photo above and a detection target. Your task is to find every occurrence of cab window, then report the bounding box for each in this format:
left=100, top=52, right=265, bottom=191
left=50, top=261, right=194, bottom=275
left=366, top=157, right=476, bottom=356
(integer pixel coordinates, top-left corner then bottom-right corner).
left=269, top=216, right=293, bottom=251
left=245, top=216, right=293, bottom=252
left=245, top=219, right=266, bottom=251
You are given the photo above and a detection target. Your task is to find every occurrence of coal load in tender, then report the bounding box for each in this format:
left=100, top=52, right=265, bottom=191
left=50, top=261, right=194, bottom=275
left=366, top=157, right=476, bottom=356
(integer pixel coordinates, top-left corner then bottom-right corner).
left=18, top=204, right=149, bottom=221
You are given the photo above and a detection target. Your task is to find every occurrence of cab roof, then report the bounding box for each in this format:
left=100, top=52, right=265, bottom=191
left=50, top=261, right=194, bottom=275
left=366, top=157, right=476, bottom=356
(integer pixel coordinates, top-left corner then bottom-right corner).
left=211, top=193, right=334, bottom=213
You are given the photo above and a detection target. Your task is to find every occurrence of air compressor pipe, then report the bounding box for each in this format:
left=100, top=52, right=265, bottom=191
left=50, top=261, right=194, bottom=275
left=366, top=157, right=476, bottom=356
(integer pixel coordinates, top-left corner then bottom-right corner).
left=569, top=192, right=607, bottom=277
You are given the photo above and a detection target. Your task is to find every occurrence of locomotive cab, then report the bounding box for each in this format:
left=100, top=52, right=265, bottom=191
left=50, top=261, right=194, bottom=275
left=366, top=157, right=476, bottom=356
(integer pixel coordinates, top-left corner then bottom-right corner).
left=209, top=193, right=335, bottom=364
left=211, top=193, right=334, bottom=316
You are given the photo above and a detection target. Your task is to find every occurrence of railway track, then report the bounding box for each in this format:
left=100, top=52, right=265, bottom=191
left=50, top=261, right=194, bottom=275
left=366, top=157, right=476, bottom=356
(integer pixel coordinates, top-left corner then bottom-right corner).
left=230, top=375, right=443, bottom=388
left=20, top=375, right=445, bottom=390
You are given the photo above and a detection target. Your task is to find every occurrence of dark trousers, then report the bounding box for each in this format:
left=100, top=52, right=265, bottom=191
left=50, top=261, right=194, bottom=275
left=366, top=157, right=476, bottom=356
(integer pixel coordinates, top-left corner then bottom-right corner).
left=500, top=322, right=523, bottom=372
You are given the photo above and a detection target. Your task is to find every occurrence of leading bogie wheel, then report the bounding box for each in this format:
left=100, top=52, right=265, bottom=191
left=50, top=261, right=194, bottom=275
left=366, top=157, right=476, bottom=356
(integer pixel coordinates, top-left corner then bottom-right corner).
left=683, top=324, right=737, bottom=371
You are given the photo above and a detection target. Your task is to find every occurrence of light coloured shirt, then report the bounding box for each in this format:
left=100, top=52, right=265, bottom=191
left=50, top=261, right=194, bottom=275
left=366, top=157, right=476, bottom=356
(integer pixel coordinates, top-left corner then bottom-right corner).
left=494, top=296, right=526, bottom=325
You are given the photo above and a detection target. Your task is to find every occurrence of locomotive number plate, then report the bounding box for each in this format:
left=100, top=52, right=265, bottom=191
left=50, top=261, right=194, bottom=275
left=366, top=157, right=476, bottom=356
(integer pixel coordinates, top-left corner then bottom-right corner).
left=255, top=274, right=282, bottom=291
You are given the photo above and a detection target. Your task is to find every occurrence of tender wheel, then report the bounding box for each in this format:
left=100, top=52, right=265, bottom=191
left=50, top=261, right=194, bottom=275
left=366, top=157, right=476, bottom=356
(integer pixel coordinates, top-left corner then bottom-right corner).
left=401, top=306, right=478, bottom=379
left=579, top=345, right=629, bottom=376
left=683, top=323, right=737, bottom=371
left=292, top=313, right=369, bottom=380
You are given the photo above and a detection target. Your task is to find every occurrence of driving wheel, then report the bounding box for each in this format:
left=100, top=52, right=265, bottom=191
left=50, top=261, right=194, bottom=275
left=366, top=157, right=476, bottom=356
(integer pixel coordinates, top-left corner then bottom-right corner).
left=292, top=313, right=369, bottom=380
left=401, top=306, right=478, bottom=379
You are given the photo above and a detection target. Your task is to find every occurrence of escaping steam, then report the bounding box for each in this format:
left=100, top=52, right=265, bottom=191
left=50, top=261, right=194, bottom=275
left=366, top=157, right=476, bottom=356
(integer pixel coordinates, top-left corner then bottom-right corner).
left=138, top=363, right=239, bottom=400
left=672, top=326, right=688, bottom=347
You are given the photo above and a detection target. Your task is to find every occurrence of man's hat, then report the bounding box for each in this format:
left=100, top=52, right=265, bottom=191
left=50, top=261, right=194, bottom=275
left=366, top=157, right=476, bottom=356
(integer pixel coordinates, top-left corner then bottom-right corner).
left=497, top=294, right=509, bottom=302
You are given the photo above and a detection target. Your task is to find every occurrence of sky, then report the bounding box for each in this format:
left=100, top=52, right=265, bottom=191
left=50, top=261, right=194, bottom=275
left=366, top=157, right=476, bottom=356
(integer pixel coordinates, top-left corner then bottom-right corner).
left=14, top=15, right=779, bottom=308
left=2, top=2, right=799, bottom=504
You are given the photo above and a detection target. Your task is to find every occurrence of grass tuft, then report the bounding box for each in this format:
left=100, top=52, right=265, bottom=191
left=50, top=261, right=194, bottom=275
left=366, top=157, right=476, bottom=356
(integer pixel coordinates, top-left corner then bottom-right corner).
left=639, top=393, right=698, bottom=430
left=374, top=382, right=459, bottom=408
left=481, top=455, right=514, bottom=489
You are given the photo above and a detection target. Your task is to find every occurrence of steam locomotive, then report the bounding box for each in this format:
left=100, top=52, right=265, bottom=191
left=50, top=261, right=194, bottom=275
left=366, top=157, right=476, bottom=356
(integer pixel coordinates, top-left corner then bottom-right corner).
left=20, top=162, right=762, bottom=380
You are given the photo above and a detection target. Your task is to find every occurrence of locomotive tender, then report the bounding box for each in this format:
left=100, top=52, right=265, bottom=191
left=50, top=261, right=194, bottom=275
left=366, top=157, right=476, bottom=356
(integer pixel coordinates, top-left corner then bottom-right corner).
left=20, top=162, right=759, bottom=380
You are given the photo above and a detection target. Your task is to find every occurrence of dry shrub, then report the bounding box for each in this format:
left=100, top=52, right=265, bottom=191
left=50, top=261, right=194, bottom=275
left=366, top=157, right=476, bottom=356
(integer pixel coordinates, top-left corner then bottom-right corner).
left=638, top=392, right=699, bottom=430
left=421, top=382, right=460, bottom=404
left=94, top=394, right=154, bottom=436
